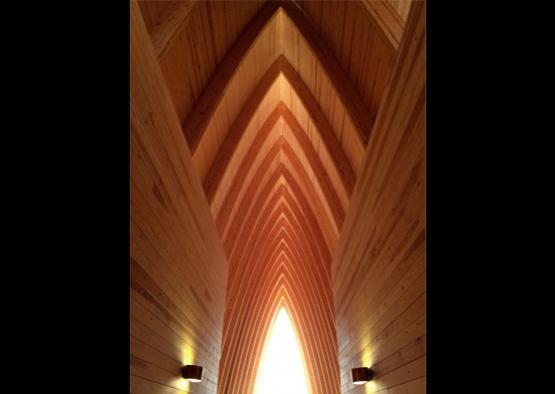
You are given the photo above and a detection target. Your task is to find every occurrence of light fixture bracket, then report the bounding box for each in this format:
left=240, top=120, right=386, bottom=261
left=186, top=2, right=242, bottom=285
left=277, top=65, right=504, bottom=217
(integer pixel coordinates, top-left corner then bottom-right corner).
left=351, top=367, right=373, bottom=384
left=182, top=364, right=203, bottom=382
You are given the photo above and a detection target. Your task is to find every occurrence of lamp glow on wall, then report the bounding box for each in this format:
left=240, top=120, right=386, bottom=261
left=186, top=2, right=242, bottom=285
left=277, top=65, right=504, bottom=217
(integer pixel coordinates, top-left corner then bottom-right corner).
left=182, top=365, right=203, bottom=383
left=351, top=367, right=373, bottom=385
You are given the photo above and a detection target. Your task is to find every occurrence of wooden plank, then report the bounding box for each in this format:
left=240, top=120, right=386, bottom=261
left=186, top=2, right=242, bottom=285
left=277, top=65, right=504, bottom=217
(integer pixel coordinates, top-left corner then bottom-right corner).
left=178, top=1, right=369, bottom=189
left=130, top=3, right=229, bottom=393
left=281, top=102, right=345, bottom=229
left=280, top=55, right=356, bottom=195
left=182, top=1, right=280, bottom=152
left=296, top=0, right=397, bottom=131
left=277, top=0, right=374, bottom=144
left=332, top=2, right=425, bottom=393
left=202, top=55, right=282, bottom=203
left=203, top=55, right=353, bottom=243
left=218, top=176, right=340, bottom=393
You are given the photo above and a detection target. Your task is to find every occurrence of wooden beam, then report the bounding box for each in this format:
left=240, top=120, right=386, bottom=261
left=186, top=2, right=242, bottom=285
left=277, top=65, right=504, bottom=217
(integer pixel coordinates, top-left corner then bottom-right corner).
left=203, top=55, right=282, bottom=204
left=279, top=56, right=356, bottom=195
left=223, top=138, right=338, bottom=261
left=215, top=105, right=281, bottom=235
left=275, top=0, right=374, bottom=145
left=219, top=170, right=340, bottom=393
left=204, top=55, right=355, bottom=208
left=223, top=141, right=284, bottom=256
left=212, top=99, right=345, bottom=239
left=280, top=102, right=345, bottom=229
left=181, top=1, right=281, bottom=152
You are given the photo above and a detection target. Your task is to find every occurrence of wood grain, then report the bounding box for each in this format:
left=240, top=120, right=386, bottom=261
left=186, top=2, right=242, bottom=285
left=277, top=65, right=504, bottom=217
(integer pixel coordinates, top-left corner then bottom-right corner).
left=141, top=1, right=370, bottom=188
left=332, top=2, right=425, bottom=393
left=132, top=1, right=425, bottom=394
left=296, top=0, right=399, bottom=122
left=131, top=3, right=229, bottom=393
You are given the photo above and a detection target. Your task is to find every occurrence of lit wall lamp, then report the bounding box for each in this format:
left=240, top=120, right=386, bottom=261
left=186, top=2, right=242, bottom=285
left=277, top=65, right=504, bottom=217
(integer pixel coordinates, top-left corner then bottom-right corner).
left=181, top=365, right=203, bottom=383
left=352, top=367, right=373, bottom=385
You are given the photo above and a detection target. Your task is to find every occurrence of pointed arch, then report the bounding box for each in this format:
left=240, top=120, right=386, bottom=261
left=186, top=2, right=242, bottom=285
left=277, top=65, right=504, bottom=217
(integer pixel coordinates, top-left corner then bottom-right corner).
left=203, top=55, right=354, bottom=212
left=253, top=304, right=311, bottom=394
left=140, top=2, right=385, bottom=393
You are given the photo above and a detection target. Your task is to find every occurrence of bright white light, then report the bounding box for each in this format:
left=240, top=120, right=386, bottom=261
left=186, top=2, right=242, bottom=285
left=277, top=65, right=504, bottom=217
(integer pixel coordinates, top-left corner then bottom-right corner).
left=254, top=307, right=310, bottom=394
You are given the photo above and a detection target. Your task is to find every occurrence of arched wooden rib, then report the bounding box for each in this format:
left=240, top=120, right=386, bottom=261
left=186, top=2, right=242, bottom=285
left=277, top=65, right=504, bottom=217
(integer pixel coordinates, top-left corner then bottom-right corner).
left=223, top=140, right=284, bottom=256
left=224, top=141, right=336, bottom=262
left=225, top=214, right=330, bottom=363
left=220, top=206, right=338, bottom=392
left=181, top=1, right=280, bottom=152
left=215, top=99, right=345, bottom=241
left=220, top=282, right=322, bottom=394
left=214, top=105, right=281, bottom=236
left=225, top=163, right=328, bottom=285
left=220, top=271, right=338, bottom=394
left=280, top=142, right=338, bottom=246
left=229, top=186, right=332, bottom=298
left=274, top=0, right=374, bottom=145
left=277, top=55, right=355, bottom=195
left=222, top=249, right=338, bottom=393
left=180, top=0, right=374, bottom=157
left=203, top=57, right=283, bottom=204
left=175, top=1, right=369, bottom=195
left=204, top=54, right=354, bottom=207
left=222, top=183, right=336, bottom=360
left=280, top=179, right=333, bottom=277
left=219, top=210, right=340, bottom=393
left=225, top=163, right=333, bottom=297
left=279, top=101, right=345, bottom=229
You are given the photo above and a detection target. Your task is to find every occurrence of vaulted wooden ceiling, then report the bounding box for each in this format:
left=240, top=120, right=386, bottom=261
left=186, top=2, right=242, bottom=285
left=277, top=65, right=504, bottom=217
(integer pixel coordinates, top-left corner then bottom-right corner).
left=134, top=1, right=418, bottom=393
left=137, top=0, right=406, bottom=245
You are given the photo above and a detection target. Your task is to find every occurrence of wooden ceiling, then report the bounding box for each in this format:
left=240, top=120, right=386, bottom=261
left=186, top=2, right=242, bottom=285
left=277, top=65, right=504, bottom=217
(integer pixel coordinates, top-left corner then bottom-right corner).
left=134, top=1, right=417, bottom=393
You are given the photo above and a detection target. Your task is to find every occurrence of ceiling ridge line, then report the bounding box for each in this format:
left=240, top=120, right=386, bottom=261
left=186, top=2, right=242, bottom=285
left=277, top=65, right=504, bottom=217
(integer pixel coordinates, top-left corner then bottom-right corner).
left=176, top=0, right=369, bottom=189
left=214, top=99, right=345, bottom=240
left=224, top=141, right=336, bottom=262
left=204, top=54, right=354, bottom=210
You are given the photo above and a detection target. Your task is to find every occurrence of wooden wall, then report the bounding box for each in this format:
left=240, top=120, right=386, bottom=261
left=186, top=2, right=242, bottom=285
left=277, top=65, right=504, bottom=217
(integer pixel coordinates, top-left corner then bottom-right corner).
left=131, top=3, right=229, bottom=393
left=331, top=2, right=425, bottom=393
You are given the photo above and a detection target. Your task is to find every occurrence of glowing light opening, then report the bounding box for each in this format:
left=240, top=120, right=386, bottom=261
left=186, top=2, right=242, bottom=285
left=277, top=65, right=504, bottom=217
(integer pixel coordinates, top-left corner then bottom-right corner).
left=254, top=307, right=310, bottom=394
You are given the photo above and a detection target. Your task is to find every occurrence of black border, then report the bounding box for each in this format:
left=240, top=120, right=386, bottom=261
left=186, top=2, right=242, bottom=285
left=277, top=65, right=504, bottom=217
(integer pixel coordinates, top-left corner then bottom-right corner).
left=11, top=0, right=545, bottom=390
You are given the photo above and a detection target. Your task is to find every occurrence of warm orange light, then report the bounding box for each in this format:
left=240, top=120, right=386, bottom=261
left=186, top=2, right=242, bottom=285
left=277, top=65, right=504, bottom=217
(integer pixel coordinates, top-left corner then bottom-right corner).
left=254, top=307, right=310, bottom=394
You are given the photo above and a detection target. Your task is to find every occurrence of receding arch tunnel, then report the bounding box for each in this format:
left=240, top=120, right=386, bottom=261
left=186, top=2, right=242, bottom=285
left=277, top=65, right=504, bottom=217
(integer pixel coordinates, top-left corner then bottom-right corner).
left=131, top=1, right=425, bottom=393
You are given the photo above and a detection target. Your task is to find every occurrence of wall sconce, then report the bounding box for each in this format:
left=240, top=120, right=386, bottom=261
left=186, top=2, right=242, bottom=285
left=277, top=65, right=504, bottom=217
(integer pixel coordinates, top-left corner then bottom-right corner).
left=181, top=365, right=203, bottom=382
left=352, top=367, right=373, bottom=385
